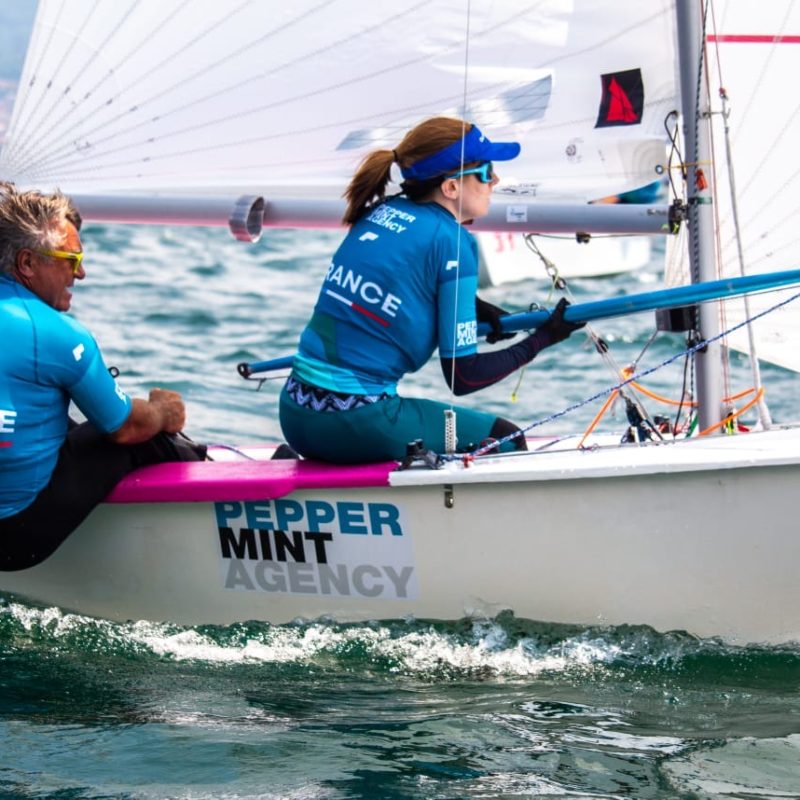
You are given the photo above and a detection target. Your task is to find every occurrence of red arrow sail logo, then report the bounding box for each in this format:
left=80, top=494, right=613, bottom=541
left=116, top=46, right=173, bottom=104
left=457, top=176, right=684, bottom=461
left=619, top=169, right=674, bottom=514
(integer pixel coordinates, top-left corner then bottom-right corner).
left=596, top=69, right=644, bottom=128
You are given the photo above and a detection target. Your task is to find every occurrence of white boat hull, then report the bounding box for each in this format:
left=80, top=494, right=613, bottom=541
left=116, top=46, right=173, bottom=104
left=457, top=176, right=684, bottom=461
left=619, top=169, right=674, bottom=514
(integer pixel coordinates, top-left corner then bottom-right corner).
left=3, top=428, right=799, bottom=645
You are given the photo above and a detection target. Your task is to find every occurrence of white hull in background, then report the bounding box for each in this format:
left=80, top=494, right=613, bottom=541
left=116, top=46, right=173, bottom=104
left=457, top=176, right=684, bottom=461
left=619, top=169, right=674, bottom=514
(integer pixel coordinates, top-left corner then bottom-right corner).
left=478, top=232, right=655, bottom=286
left=2, top=427, right=799, bottom=645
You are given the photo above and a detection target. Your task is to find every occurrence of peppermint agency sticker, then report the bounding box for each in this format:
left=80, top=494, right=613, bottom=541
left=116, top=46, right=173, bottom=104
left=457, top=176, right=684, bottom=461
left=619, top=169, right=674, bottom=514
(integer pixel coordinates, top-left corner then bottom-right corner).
left=214, top=498, right=417, bottom=599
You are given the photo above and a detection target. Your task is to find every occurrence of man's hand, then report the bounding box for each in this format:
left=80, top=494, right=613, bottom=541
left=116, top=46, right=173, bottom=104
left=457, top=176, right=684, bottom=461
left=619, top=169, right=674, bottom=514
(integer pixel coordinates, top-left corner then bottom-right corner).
left=148, top=388, right=186, bottom=433
left=108, top=388, right=187, bottom=444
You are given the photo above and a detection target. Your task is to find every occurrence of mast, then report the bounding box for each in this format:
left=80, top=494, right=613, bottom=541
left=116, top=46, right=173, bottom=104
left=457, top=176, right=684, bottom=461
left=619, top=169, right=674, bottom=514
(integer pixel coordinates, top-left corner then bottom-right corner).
left=675, top=0, right=724, bottom=431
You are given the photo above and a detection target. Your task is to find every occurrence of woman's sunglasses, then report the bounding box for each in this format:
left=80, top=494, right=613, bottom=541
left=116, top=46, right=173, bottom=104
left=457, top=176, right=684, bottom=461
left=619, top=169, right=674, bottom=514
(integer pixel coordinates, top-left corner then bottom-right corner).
left=444, top=161, right=495, bottom=184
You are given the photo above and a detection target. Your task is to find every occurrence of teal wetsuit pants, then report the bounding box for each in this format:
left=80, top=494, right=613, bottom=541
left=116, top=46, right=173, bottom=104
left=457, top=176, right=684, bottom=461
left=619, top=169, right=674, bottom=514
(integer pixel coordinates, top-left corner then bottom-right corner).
left=279, top=384, right=522, bottom=463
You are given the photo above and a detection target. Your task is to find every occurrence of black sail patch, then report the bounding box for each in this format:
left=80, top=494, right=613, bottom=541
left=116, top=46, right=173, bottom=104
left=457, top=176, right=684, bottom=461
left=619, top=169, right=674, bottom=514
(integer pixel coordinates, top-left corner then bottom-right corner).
left=595, top=68, right=644, bottom=127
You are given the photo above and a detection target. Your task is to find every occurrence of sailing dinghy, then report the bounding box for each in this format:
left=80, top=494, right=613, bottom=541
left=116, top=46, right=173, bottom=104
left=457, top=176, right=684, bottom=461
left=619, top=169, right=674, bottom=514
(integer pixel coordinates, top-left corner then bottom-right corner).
left=1, top=0, right=799, bottom=644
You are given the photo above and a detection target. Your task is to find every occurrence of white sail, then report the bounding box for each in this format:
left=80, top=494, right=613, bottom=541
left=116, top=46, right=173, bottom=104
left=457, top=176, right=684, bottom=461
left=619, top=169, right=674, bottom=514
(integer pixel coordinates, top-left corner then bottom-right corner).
left=0, top=0, right=676, bottom=203
left=664, top=1, right=800, bottom=372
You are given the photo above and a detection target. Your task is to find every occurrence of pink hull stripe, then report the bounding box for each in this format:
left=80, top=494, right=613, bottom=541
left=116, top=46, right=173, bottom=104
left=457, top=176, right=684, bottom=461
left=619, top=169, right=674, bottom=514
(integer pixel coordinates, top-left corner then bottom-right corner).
left=106, top=458, right=397, bottom=504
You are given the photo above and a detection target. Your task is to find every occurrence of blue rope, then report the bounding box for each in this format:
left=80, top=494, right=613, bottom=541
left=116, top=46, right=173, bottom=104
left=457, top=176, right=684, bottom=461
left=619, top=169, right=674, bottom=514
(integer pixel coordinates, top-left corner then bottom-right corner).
left=448, top=288, right=800, bottom=461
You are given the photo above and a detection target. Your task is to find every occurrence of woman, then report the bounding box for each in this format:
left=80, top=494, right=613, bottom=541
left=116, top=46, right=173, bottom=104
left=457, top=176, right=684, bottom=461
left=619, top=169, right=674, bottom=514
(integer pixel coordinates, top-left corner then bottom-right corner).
left=279, top=117, right=583, bottom=463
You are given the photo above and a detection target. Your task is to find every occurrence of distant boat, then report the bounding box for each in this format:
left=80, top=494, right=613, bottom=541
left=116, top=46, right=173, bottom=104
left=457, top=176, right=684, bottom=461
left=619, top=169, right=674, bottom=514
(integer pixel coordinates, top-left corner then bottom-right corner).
left=477, top=181, right=666, bottom=286
left=477, top=231, right=655, bottom=286
left=1, top=1, right=799, bottom=644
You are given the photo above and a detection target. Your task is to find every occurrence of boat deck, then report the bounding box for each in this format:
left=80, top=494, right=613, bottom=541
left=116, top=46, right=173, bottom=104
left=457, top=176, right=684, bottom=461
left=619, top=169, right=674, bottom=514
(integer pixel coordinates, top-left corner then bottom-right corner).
left=105, top=427, right=800, bottom=503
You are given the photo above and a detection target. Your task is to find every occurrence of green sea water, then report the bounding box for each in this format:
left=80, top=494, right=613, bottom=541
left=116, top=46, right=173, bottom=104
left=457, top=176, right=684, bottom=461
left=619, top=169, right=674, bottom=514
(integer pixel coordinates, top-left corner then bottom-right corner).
left=2, top=601, right=799, bottom=799
left=1, top=223, right=799, bottom=798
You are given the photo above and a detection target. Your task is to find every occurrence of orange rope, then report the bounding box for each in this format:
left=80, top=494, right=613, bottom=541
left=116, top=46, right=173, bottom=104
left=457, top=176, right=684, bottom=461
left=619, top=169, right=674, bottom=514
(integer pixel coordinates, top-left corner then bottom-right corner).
left=697, top=387, right=765, bottom=436
left=628, top=380, right=756, bottom=407
left=579, top=390, right=619, bottom=448
left=579, top=364, right=764, bottom=444
left=725, top=387, right=759, bottom=403
left=628, top=380, right=695, bottom=407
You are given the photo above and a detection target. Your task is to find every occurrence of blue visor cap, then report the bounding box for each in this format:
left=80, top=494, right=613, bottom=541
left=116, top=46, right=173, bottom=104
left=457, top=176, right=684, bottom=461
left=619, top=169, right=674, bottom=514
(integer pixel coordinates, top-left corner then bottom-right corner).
left=400, top=125, right=521, bottom=182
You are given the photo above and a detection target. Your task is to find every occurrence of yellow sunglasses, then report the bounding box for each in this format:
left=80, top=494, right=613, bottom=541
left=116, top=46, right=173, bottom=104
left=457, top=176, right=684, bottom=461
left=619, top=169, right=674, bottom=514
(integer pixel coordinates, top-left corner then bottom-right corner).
left=36, top=248, right=84, bottom=275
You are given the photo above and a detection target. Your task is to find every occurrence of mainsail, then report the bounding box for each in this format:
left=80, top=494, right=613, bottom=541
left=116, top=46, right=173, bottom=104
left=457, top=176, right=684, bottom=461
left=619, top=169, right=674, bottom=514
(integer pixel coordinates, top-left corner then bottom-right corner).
left=0, top=0, right=676, bottom=205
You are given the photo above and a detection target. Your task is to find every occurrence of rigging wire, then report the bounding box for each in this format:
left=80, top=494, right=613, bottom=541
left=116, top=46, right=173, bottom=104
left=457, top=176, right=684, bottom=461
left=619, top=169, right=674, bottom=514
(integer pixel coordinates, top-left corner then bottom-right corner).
left=705, top=0, right=776, bottom=429
left=451, top=286, right=800, bottom=461
left=443, top=0, right=474, bottom=453
left=516, top=235, right=662, bottom=437
left=664, top=110, right=685, bottom=203
left=702, top=0, right=735, bottom=410
left=659, top=153, right=697, bottom=431
left=672, top=347, right=694, bottom=434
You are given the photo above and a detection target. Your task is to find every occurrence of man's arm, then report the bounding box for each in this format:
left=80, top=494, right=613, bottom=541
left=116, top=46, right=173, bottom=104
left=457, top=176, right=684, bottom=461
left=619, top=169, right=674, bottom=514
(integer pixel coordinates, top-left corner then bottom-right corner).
left=107, top=388, right=186, bottom=445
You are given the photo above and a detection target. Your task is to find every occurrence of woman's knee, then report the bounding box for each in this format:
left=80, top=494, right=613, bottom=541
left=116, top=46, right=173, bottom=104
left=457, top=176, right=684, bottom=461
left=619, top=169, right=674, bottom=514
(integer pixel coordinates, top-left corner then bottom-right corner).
left=489, top=416, right=527, bottom=451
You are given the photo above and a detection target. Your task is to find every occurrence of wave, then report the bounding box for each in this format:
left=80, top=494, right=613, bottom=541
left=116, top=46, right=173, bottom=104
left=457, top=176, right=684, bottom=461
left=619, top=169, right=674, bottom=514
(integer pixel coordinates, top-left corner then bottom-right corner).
left=3, top=594, right=798, bottom=681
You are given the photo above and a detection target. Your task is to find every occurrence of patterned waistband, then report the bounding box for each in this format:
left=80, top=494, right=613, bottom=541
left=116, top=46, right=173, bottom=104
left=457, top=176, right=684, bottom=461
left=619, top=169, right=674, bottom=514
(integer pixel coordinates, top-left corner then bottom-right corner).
left=286, top=376, right=390, bottom=413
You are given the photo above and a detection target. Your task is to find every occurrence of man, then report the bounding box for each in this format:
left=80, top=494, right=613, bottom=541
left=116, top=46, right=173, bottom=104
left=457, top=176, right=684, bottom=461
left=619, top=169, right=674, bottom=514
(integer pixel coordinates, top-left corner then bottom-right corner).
left=0, top=184, right=205, bottom=570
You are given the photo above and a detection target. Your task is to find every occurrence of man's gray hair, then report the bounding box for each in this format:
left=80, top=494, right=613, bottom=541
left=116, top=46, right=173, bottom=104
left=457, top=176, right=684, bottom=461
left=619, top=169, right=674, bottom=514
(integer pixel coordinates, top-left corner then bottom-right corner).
left=0, top=183, right=82, bottom=276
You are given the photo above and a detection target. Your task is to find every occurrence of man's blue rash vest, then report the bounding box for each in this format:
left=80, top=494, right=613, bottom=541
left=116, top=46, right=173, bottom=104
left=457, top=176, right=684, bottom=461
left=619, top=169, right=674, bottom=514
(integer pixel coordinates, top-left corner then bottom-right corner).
left=0, top=275, right=132, bottom=517
left=293, top=199, right=479, bottom=395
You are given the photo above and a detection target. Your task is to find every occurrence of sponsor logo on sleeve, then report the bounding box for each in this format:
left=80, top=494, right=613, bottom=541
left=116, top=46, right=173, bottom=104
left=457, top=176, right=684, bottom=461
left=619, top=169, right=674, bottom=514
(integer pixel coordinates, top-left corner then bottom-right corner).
left=0, top=408, right=16, bottom=446
left=72, top=343, right=85, bottom=361
left=214, top=498, right=417, bottom=600
left=456, top=320, right=478, bottom=347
